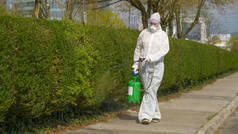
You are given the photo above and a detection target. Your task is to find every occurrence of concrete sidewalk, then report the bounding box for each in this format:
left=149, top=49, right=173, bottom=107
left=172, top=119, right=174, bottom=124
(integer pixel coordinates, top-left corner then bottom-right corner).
left=216, top=108, right=238, bottom=134
left=63, top=72, right=238, bottom=134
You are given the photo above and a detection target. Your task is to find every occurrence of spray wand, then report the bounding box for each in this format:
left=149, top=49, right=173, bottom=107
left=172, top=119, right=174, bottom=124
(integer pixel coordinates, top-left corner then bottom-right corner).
left=109, top=58, right=145, bottom=71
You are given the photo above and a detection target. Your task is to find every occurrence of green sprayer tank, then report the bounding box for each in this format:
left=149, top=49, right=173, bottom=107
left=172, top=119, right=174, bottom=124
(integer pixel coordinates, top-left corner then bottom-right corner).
left=128, top=72, right=141, bottom=104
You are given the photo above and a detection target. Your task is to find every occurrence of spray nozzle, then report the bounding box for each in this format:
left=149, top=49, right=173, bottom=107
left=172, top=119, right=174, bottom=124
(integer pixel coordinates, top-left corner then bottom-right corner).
left=132, top=71, right=138, bottom=76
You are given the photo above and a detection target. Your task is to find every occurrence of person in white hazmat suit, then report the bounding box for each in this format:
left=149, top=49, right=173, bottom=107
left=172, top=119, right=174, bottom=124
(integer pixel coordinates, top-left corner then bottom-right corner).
left=132, top=12, right=169, bottom=124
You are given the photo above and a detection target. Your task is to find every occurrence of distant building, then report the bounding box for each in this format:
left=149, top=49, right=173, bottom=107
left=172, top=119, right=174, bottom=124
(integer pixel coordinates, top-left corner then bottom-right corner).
left=210, top=34, right=231, bottom=42
left=214, top=42, right=231, bottom=51
left=5, top=0, right=13, bottom=10
left=12, top=0, right=35, bottom=17
left=50, top=2, right=65, bottom=20
left=6, top=0, right=64, bottom=19
left=210, top=34, right=231, bottom=51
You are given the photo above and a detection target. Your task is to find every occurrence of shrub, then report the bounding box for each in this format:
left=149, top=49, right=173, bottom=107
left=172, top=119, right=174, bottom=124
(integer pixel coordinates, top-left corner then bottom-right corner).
left=82, top=26, right=238, bottom=107
left=0, top=15, right=238, bottom=127
left=0, top=16, right=95, bottom=123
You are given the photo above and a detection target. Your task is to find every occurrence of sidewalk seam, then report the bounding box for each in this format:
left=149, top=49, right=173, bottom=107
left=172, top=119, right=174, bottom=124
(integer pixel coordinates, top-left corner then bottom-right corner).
left=195, top=94, right=238, bottom=134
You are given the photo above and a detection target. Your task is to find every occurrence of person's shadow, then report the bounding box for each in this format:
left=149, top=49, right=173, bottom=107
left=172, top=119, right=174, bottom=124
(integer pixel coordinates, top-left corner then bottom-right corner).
left=117, top=112, right=140, bottom=123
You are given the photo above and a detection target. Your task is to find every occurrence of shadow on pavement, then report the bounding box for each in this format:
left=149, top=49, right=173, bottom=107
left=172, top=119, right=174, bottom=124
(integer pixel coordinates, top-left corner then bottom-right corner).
left=117, top=113, right=140, bottom=123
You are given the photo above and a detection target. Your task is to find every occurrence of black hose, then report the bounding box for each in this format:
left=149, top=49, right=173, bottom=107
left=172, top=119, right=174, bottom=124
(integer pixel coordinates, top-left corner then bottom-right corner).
left=144, top=62, right=155, bottom=91
left=109, top=58, right=155, bottom=91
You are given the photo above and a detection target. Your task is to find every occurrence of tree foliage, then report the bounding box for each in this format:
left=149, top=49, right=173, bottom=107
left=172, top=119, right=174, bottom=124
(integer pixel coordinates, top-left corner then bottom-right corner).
left=62, top=0, right=110, bottom=20
left=86, top=6, right=127, bottom=28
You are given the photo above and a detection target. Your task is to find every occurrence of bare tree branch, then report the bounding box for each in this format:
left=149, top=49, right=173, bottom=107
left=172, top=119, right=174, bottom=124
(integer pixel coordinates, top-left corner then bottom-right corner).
left=183, top=0, right=206, bottom=38
left=91, top=0, right=125, bottom=10
left=147, top=0, right=152, bottom=14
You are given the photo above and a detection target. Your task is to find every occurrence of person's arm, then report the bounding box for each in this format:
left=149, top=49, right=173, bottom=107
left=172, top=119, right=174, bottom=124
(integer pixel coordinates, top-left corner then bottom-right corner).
left=149, top=33, right=169, bottom=62
left=132, top=33, right=143, bottom=69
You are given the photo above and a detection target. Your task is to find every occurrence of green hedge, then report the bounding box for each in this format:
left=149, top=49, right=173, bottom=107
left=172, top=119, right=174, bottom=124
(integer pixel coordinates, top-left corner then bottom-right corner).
left=161, top=39, right=238, bottom=94
left=0, top=16, right=96, bottom=123
left=0, top=15, right=238, bottom=125
left=83, top=27, right=238, bottom=104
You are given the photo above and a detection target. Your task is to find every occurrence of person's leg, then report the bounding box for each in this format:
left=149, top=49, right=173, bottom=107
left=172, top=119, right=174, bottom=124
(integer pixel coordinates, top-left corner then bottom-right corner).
left=152, top=63, right=164, bottom=120
left=153, top=96, right=161, bottom=120
left=138, top=62, right=164, bottom=123
left=138, top=74, right=160, bottom=122
left=138, top=87, right=156, bottom=123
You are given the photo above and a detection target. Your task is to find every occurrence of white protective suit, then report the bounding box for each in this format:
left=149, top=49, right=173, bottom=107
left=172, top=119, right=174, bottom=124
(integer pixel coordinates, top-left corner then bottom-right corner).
left=132, top=13, right=169, bottom=123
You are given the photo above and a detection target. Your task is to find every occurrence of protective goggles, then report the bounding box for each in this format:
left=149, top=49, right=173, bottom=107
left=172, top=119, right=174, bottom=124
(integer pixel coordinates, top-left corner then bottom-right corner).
left=148, top=19, right=160, bottom=25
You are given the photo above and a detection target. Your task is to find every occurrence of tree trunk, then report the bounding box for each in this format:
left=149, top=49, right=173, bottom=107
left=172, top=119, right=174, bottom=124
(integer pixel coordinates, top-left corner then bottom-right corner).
left=141, top=12, right=150, bottom=29
left=175, top=8, right=182, bottom=38
left=45, top=0, right=50, bottom=19
left=82, top=0, right=85, bottom=24
left=160, top=20, right=167, bottom=31
left=33, top=0, right=50, bottom=18
left=33, top=0, right=41, bottom=18
left=128, top=6, right=131, bottom=29
left=65, top=0, right=74, bottom=20
left=168, top=15, right=174, bottom=37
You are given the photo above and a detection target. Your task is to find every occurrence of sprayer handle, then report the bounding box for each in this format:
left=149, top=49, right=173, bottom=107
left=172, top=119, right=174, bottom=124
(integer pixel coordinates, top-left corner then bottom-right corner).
left=139, top=58, right=146, bottom=62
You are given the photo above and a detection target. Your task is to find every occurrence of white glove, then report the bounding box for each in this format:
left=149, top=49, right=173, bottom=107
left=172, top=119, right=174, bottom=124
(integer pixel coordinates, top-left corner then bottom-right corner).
left=133, top=67, right=139, bottom=74
left=143, top=57, right=151, bottom=62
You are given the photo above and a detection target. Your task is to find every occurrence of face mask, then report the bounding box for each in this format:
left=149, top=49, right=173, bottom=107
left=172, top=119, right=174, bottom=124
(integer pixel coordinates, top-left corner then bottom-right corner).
left=149, top=25, right=157, bottom=32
